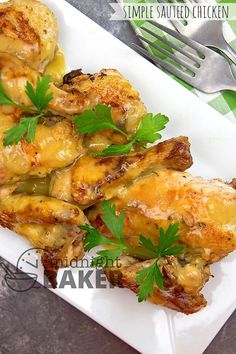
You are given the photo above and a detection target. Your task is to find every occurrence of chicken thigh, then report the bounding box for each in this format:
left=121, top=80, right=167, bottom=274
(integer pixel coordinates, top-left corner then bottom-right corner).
left=0, top=112, right=83, bottom=185
left=0, top=54, right=147, bottom=136
left=88, top=171, right=236, bottom=263
left=105, top=255, right=210, bottom=314
left=87, top=170, right=236, bottom=313
left=49, top=136, right=193, bottom=207
left=0, top=192, right=88, bottom=286
left=0, top=0, right=58, bottom=72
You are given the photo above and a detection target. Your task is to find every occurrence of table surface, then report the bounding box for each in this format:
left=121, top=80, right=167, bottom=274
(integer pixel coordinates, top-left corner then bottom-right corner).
left=0, top=1, right=236, bottom=353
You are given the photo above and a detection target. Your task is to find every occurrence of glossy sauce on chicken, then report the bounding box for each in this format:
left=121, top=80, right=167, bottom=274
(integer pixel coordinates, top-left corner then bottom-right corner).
left=45, top=47, right=66, bottom=85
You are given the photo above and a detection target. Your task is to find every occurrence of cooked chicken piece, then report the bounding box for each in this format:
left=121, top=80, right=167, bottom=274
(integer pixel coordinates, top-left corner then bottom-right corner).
left=88, top=170, right=236, bottom=263
left=0, top=112, right=83, bottom=185
left=24, top=136, right=191, bottom=204
left=0, top=53, right=84, bottom=115
left=0, top=193, right=87, bottom=227
left=64, top=136, right=192, bottom=207
left=14, top=223, right=85, bottom=287
left=0, top=193, right=88, bottom=286
left=62, top=68, right=147, bottom=135
left=49, top=167, right=73, bottom=203
left=0, top=0, right=58, bottom=72
left=105, top=255, right=210, bottom=314
left=0, top=183, right=19, bottom=199
left=0, top=54, right=147, bottom=136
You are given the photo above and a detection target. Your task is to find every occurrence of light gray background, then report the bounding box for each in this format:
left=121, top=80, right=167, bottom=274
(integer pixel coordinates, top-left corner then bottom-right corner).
left=0, top=1, right=236, bottom=353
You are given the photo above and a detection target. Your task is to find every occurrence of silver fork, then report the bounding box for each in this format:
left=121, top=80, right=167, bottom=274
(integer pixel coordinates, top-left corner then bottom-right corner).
left=132, top=20, right=236, bottom=93
left=159, top=0, right=236, bottom=65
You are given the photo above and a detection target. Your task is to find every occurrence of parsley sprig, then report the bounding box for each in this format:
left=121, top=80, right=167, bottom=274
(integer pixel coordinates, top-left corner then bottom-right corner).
left=0, top=76, right=53, bottom=146
left=3, top=117, right=40, bottom=146
left=72, top=105, right=127, bottom=137
left=0, top=82, right=16, bottom=106
left=136, top=224, right=185, bottom=301
left=73, top=105, right=169, bottom=157
left=81, top=201, right=185, bottom=302
left=25, top=76, right=53, bottom=112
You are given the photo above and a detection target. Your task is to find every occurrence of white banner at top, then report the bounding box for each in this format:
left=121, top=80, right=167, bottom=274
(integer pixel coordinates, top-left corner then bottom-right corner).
left=110, top=3, right=236, bottom=21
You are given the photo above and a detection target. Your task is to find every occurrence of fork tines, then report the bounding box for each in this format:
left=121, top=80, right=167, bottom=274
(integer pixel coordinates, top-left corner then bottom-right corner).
left=133, top=20, right=206, bottom=83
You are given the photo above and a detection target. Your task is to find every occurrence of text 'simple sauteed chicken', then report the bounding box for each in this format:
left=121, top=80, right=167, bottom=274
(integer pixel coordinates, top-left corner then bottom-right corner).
left=0, top=0, right=236, bottom=315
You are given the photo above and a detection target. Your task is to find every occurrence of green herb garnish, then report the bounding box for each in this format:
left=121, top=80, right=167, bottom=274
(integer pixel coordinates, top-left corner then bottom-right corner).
left=25, top=76, right=53, bottom=112
left=3, top=117, right=40, bottom=146
left=0, top=82, right=16, bottom=106
left=81, top=201, right=185, bottom=302
left=136, top=224, right=185, bottom=302
left=73, top=105, right=169, bottom=157
left=72, top=104, right=127, bottom=137
left=1, top=76, right=53, bottom=146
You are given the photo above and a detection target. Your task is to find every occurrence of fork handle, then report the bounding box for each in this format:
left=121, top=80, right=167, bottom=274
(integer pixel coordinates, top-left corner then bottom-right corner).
left=217, top=38, right=236, bottom=66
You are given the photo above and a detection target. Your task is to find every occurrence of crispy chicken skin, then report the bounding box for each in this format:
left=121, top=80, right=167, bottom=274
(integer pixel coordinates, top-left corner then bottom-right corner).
left=68, top=136, right=192, bottom=207
left=105, top=255, right=210, bottom=314
left=0, top=112, right=83, bottom=185
left=88, top=171, right=236, bottom=263
left=0, top=193, right=88, bottom=286
left=0, top=0, right=58, bottom=72
left=0, top=54, right=147, bottom=136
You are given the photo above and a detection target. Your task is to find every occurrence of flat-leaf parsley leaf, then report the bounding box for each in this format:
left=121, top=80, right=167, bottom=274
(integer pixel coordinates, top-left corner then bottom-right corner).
left=0, top=76, right=53, bottom=146
left=73, top=104, right=169, bottom=157
left=81, top=201, right=185, bottom=302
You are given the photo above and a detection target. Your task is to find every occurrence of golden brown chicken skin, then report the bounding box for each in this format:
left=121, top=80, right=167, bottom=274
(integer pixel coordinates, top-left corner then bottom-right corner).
left=0, top=192, right=88, bottom=286
left=0, top=53, right=89, bottom=116
left=0, top=0, right=58, bottom=72
left=88, top=171, right=236, bottom=263
left=14, top=222, right=85, bottom=288
left=0, top=194, right=88, bottom=227
left=0, top=112, right=83, bottom=185
left=62, top=68, right=147, bottom=134
left=87, top=171, right=236, bottom=313
left=105, top=255, right=210, bottom=314
left=67, top=136, right=193, bottom=207
left=27, top=136, right=192, bottom=206
left=0, top=54, right=147, bottom=136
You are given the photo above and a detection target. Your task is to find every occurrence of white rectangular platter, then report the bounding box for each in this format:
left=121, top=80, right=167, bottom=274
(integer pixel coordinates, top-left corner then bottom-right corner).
left=1, top=0, right=236, bottom=353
